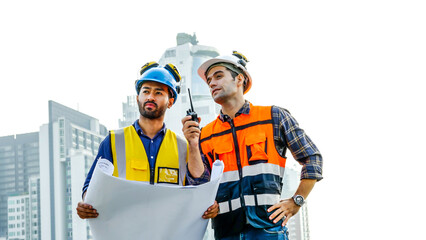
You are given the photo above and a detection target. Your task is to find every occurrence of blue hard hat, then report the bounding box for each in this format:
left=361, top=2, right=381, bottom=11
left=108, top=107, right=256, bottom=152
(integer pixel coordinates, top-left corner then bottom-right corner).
left=135, top=62, right=181, bottom=104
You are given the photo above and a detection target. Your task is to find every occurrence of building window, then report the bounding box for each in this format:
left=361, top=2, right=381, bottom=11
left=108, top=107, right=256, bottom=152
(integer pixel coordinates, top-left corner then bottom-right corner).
left=165, top=49, right=176, bottom=58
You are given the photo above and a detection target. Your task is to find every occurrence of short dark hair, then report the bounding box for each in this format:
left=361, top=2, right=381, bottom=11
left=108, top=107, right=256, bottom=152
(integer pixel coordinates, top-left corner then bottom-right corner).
left=229, top=69, right=238, bottom=79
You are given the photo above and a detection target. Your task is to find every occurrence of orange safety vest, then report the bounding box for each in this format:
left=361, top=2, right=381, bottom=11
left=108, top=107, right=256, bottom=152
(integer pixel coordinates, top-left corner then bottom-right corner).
left=200, top=104, right=287, bottom=238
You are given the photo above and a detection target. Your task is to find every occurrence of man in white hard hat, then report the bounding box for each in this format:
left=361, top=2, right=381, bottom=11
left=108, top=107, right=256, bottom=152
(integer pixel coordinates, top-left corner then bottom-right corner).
left=182, top=51, right=323, bottom=239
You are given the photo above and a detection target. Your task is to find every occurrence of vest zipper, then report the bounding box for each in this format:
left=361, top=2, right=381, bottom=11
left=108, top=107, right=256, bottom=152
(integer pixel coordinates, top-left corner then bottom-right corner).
left=229, top=120, right=242, bottom=179
left=228, top=119, right=245, bottom=208
left=150, top=146, right=155, bottom=185
left=150, top=167, right=155, bottom=185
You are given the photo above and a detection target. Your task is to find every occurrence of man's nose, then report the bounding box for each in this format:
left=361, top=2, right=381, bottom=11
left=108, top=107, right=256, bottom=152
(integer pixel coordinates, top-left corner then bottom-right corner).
left=147, top=93, right=155, bottom=101
left=208, top=79, right=216, bottom=88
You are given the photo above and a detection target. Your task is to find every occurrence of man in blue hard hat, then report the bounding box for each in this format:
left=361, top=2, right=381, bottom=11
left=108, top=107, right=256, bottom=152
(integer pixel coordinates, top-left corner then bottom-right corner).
left=77, top=62, right=218, bottom=219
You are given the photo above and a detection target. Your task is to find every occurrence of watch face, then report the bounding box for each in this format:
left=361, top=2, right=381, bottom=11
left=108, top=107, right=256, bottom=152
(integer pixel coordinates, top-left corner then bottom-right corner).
left=294, top=196, right=304, bottom=206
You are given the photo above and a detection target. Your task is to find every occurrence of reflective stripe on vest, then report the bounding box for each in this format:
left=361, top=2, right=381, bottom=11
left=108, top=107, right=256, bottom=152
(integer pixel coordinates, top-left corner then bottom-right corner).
left=218, top=194, right=280, bottom=214
left=220, top=163, right=285, bottom=184
left=110, top=126, right=188, bottom=185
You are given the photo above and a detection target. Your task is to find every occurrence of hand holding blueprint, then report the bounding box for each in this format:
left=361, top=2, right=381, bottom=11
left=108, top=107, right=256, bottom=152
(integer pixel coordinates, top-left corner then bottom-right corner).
left=84, top=159, right=224, bottom=240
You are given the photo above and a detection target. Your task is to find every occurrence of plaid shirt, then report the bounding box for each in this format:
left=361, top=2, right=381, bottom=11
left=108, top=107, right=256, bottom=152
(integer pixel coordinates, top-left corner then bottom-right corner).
left=186, top=101, right=323, bottom=185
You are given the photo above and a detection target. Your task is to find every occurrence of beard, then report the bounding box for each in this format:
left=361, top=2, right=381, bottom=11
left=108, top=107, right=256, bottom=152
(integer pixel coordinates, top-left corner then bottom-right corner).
left=137, top=100, right=167, bottom=119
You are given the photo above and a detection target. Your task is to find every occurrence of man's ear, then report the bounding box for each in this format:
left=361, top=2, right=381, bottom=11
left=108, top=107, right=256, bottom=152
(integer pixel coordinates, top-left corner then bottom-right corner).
left=236, top=73, right=245, bottom=87
left=168, top=98, right=174, bottom=108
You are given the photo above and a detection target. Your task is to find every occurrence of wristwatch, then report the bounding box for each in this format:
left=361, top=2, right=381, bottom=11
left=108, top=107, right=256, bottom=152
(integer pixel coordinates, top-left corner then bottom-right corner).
left=292, top=195, right=305, bottom=207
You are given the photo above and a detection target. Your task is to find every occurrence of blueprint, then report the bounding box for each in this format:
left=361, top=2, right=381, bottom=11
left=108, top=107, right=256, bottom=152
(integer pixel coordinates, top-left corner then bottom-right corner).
left=84, top=158, right=223, bottom=240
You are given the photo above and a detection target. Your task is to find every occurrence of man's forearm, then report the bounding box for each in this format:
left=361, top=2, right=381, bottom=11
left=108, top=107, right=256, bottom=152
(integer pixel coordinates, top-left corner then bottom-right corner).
left=294, top=179, right=317, bottom=199
left=187, top=144, right=205, bottom=178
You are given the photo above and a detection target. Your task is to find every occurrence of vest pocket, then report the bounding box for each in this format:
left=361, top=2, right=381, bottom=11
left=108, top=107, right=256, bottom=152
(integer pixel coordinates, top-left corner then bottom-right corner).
left=128, top=159, right=149, bottom=181
left=157, top=167, right=179, bottom=184
left=130, top=159, right=148, bottom=171
left=213, top=140, right=237, bottom=170
left=245, top=132, right=268, bottom=165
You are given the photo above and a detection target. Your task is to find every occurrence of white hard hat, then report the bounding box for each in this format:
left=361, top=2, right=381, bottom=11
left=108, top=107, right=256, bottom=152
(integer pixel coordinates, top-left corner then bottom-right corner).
left=197, top=51, right=252, bottom=94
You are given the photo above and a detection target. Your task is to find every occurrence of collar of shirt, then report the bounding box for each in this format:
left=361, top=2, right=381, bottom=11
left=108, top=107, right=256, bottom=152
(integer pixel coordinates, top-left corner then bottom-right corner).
left=219, top=100, right=251, bottom=122
left=132, top=120, right=167, bottom=140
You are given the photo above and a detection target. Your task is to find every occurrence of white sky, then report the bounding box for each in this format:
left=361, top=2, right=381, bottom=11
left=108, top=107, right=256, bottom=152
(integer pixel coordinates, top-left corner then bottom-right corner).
left=1, top=1, right=425, bottom=239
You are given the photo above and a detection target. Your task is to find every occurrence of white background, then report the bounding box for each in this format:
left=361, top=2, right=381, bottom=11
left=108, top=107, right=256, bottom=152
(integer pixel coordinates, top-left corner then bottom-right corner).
left=1, top=1, right=425, bottom=239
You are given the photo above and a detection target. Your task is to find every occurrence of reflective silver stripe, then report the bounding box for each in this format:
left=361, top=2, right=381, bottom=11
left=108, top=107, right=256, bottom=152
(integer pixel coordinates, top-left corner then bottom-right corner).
left=218, top=198, right=242, bottom=215
left=244, top=194, right=280, bottom=206
left=231, top=198, right=241, bottom=210
left=218, top=194, right=280, bottom=215
left=176, top=134, right=188, bottom=185
left=220, top=163, right=284, bottom=184
left=242, top=163, right=285, bottom=178
left=221, top=170, right=239, bottom=183
left=114, top=129, right=126, bottom=179
left=218, top=202, right=229, bottom=214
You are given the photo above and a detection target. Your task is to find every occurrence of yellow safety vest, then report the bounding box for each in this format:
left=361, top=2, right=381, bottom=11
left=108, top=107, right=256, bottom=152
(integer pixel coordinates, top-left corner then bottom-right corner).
left=110, top=126, right=188, bottom=185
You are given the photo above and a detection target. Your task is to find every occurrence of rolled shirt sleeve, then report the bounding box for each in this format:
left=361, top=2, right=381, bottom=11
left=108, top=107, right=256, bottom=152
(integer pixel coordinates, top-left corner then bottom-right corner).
left=274, top=106, right=323, bottom=181
left=185, top=154, right=211, bottom=185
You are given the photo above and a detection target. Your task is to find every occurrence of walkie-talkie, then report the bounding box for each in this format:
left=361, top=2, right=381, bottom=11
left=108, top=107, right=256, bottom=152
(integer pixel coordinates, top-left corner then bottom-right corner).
left=186, top=88, right=199, bottom=124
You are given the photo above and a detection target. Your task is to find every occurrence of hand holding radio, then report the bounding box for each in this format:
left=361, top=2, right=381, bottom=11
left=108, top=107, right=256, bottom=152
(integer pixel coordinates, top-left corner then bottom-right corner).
left=182, top=88, right=201, bottom=147
left=186, top=88, right=199, bottom=126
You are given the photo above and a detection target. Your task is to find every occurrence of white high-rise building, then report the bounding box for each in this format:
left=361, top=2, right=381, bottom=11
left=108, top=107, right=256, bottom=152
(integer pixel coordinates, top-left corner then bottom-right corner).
left=39, top=101, right=107, bottom=240
left=7, top=195, right=27, bottom=240
left=6, top=177, right=40, bottom=240
left=27, top=177, right=41, bottom=240
left=0, top=132, right=39, bottom=239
